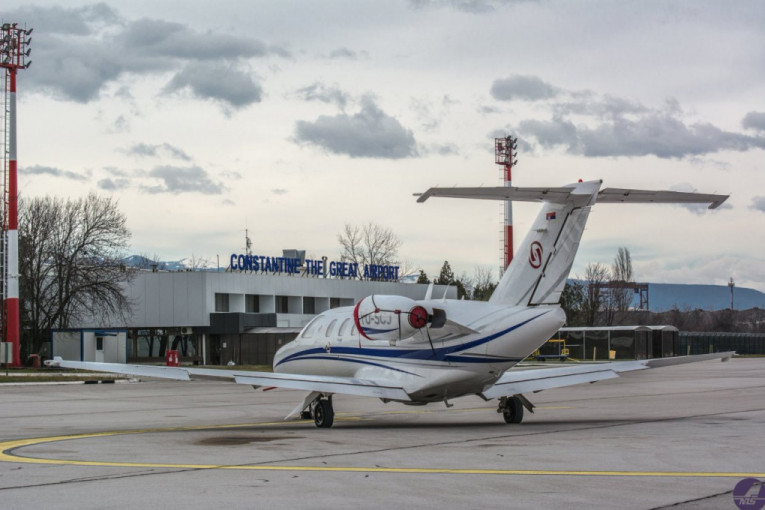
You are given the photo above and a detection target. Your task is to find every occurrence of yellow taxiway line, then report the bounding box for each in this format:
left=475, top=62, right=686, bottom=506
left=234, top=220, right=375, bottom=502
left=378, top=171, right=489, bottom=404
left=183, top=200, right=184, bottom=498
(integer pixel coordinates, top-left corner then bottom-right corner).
left=1, top=421, right=762, bottom=479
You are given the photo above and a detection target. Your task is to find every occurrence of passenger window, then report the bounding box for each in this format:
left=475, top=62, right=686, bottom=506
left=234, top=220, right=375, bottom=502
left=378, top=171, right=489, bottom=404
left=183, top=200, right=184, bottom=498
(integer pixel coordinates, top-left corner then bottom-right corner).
left=325, top=319, right=337, bottom=338
left=301, top=317, right=320, bottom=339
left=338, top=318, right=351, bottom=337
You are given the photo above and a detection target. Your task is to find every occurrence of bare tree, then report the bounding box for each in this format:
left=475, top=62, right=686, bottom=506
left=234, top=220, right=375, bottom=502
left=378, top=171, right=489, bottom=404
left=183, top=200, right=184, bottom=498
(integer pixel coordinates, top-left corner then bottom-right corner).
left=611, top=246, right=634, bottom=314
left=560, top=280, right=585, bottom=325
left=337, top=222, right=402, bottom=279
left=19, top=194, right=133, bottom=356
left=581, top=263, right=611, bottom=326
left=472, top=265, right=497, bottom=301
left=188, top=253, right=210, bottom=271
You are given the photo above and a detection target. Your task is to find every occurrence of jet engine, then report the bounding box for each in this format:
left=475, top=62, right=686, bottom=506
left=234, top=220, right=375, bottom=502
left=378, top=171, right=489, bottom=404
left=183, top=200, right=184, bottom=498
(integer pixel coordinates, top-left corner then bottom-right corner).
left=353, top=295, right=430, bottom=342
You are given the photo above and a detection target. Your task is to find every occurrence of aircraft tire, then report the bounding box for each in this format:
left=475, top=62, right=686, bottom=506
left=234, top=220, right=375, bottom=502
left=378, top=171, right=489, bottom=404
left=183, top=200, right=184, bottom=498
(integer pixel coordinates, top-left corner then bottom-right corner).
left=502, top=397, right=524, bottom=424
left=314, top=399, right=334, bottom=428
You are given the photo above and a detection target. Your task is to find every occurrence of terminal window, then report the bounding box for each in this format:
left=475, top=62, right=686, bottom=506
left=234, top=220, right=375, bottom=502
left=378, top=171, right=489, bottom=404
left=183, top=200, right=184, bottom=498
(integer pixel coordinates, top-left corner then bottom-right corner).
left=215, top=293, right=229, bottom=312
left=276, top=296, right=289, bottom=313
left=245, top=295, right=260, bottom=313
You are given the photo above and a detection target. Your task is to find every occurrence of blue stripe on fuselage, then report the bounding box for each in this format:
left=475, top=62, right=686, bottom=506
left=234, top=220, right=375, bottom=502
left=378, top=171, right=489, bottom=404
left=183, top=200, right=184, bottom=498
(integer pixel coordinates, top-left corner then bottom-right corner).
left=275, top=355, right=423, bottom=376
left=276, top=310, right=549, bottom=367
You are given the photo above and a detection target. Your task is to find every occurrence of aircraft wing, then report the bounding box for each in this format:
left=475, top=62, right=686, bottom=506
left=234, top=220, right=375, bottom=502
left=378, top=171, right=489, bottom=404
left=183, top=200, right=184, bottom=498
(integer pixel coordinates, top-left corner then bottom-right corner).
left=480, top=351, right=734, bottom=400
left=46, top=357, right=411, bottom=401
left=233, top=372, right=411, bottom=400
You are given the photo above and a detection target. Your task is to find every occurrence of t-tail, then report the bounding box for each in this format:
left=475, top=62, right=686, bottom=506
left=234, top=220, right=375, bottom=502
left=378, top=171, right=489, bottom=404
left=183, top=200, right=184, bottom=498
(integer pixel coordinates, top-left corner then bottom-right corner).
left=416, top=180, right=728, bottom=307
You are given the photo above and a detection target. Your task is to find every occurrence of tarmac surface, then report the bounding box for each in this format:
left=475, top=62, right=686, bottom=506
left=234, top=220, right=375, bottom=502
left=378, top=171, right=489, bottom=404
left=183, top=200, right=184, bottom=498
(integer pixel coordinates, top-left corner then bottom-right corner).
left=0, top=357, right=763, bottom=510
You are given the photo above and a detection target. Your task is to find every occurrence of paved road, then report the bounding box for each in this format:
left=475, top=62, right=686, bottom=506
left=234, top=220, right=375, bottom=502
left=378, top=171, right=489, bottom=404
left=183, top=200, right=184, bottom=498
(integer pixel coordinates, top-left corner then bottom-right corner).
left=0, top=357, right=762, bottom=509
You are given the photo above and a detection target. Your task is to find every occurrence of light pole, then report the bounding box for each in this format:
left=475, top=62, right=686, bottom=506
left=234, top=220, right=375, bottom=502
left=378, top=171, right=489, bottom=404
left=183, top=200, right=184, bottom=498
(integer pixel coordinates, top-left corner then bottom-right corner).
left=495, top=135, right=518, bottom=272
left=728, top=277, right=735, bottom=311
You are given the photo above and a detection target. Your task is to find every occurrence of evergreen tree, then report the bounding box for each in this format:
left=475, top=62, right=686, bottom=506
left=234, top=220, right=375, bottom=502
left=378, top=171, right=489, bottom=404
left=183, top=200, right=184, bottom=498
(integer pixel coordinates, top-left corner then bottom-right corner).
left=436, top=260, right=455, bottom=285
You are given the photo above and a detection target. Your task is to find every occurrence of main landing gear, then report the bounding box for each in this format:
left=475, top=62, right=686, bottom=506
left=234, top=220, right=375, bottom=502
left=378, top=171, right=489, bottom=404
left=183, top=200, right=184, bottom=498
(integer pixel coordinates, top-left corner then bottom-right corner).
left=302, top=395, right=335, bottom=428
left=497, top=395, right=534, bottom=424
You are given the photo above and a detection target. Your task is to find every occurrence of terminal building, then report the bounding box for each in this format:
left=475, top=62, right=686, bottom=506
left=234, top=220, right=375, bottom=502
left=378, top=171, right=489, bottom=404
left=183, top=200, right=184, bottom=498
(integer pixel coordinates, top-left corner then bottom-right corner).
left=51, top=253, right=454, bottom=366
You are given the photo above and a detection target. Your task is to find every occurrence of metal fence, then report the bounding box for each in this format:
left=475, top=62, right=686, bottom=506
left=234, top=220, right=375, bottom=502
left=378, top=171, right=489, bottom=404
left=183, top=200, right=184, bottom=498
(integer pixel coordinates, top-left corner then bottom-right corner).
left=678, top=332, right=765, bottom=355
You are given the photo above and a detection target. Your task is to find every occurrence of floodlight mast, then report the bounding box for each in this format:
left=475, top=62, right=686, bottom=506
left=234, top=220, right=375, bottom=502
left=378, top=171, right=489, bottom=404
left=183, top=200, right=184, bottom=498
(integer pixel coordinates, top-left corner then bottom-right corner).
left=0, top=23, right=32, bottom=367
left=495, top=135, right=518, bottom=272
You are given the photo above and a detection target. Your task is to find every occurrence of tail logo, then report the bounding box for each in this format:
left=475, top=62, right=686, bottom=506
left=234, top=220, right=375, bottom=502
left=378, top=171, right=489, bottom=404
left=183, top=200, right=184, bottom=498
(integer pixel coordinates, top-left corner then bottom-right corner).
left=529, top=241, right=543, bottom=269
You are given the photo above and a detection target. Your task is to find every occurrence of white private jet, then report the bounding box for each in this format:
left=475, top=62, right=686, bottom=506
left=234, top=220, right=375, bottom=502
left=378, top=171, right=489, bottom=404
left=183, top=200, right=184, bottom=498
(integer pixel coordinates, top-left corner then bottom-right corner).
left=48, top=179, right=733, bottom=428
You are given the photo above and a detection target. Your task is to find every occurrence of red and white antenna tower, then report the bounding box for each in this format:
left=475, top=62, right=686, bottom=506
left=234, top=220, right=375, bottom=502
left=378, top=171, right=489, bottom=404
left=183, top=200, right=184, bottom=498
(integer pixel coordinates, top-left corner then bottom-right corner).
left=1, top=22, right=32, bottom=367
left=495, top=135, right=518, bottom=272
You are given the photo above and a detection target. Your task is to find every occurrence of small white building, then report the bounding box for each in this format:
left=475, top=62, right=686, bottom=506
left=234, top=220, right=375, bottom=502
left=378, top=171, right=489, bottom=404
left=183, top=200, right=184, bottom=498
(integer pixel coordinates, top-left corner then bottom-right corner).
left=50, top=329, right=128, bottom=363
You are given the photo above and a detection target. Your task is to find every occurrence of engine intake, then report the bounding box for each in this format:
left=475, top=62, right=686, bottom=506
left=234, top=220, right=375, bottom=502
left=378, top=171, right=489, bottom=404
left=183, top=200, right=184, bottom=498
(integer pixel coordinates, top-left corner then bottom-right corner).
left=353, top=295, right=431, bottom=342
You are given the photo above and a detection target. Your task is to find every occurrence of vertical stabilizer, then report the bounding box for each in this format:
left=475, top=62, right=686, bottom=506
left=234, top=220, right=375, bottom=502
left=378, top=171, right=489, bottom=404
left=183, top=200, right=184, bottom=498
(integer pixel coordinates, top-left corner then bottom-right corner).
left=489, top=180, right=601, bottom=306
left=415, top=179, right=727, bottom=308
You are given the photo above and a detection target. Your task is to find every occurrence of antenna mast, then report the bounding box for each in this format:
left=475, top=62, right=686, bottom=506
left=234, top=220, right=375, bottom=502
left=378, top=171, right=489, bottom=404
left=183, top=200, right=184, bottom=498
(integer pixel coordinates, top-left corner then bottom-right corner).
left=1, top=22, right=32, bottom=367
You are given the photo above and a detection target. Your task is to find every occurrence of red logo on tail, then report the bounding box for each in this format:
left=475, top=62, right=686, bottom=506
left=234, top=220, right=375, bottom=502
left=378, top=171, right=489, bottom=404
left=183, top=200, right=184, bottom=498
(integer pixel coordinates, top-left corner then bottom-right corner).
left=529, top=241, right=543, bottom=269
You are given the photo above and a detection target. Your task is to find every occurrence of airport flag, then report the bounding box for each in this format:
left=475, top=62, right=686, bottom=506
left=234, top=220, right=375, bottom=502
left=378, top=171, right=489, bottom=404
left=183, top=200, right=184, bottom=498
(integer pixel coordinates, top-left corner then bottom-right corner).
left=546, top=212, right=557, bottom=220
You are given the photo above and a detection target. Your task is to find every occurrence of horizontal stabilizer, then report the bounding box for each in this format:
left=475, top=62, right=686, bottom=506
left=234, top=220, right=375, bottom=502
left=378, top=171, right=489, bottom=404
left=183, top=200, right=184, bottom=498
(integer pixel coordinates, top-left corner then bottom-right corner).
left=598, top=188, right=729, bottom=209
left=416, top=186, right=574, bottom=204
left=416, top=185, right=729, bottom=209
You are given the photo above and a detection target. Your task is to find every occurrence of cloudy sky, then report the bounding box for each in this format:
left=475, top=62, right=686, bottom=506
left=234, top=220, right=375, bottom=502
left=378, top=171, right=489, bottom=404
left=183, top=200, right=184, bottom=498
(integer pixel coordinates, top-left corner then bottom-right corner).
left=4, top=0, right=765, bottom=291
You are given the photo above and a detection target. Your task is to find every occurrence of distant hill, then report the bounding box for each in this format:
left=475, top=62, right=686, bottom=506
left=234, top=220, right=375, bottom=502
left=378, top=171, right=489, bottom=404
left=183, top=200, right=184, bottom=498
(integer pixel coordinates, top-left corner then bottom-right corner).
left=122, top=255, right=220, bottom=272
left=647, top=283, right=765, bottom=312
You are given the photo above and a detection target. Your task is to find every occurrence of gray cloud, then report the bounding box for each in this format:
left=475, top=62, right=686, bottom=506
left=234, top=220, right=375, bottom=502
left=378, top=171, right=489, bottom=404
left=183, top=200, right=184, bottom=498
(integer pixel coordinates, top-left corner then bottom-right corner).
left=98, top=177, right=131, bottom=191
left=751, top=197, right=765, bottom=213
left=7, top=3, right=120, bottom=36
left=552, top=93, right=649, bottom=119
left=116, top=18, right=286, bottom=61
left=143, top=166, right=225, bottom=195
left=743, top=111, right=765, bottom=132
left=328, top=48, right=360, bottom=60
left=294, top=97, right=418, bottom=159
left=22, top=165, right=88, bottom=181
left=409, top=0, right=531, bottom=13
left=127, top=143, right=191, bottom=161
left=503, top=78, right=765, bottom=159
left=520, top=113, right=765, bottom=158
left=491, top=75, right=558, bottom=101
left=164, top=62, right=263, bottom=108
left=431, top=143, right=459, bottom=156
left=271, top=188, right=288, bottom=195
left=10, top=5, right=286, bottom=105
left=296, top=82, right=349, bottom=109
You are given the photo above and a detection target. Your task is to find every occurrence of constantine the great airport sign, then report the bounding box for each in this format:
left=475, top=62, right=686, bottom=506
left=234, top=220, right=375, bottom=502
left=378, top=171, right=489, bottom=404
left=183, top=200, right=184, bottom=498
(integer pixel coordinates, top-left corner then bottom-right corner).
left=229, top=253, right=400, bottom=282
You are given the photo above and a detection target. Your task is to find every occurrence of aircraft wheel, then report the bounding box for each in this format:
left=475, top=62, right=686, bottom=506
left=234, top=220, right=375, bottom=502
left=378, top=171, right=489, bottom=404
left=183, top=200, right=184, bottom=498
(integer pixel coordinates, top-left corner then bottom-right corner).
left=313, top=398, right=334, bottom=428
left=501, top=396, right=524, bottom=424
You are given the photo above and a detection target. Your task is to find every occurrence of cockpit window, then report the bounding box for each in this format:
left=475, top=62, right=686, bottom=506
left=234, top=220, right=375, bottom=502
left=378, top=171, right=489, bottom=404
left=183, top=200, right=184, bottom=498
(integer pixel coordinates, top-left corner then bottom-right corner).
left=325, top=319, right=337, bottom=338
left=300, top=316, right=321, bottom=339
